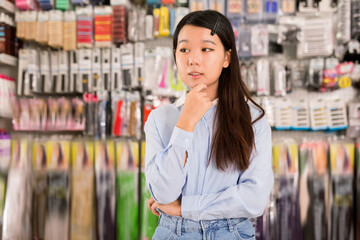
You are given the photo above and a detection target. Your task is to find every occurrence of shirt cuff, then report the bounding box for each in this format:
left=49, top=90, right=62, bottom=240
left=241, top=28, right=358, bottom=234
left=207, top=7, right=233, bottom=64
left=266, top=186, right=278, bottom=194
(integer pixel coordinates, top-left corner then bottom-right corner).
left=181, top=195, right=200, bottom=220
left=169, top=126, right=194, bottom=150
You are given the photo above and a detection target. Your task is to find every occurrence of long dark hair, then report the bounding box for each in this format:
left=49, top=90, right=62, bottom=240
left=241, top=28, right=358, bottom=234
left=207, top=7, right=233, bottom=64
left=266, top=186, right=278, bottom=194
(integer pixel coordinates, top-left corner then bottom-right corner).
left=173, top=10, right=265, bottom=171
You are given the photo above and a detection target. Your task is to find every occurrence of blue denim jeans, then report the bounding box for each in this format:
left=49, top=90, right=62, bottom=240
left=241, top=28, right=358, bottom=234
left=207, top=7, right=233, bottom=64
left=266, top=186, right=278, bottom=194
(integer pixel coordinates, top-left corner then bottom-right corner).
left=152, top=213, right=255, bottom=240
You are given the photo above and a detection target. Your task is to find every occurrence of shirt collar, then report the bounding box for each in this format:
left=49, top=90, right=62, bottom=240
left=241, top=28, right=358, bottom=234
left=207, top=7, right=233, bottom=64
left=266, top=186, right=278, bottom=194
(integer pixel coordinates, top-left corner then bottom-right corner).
left=174, top=92, right=218, bottom=108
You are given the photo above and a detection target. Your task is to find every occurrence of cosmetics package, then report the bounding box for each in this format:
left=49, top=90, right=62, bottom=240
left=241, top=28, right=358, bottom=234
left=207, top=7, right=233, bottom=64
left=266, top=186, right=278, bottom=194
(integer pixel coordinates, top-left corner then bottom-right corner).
left=94, top=6, right=113, bottom=48
left=299, top=141, right=329, bottom=240
left=2, top=138, right=32, bottom=240
left=48, top=10, right=63, bottom=48
left=32, top=140, right=48, bottom=240
left=272, top=139, right=302, bottom=240
left=92, top=48, right=102, bottom=91
left=95, top=140, right=116, bottom=240
left=63, top=11, right=77, bottom=51
left=121, top=43, right=135, bottom=87
left=111, top=47, right=122, bottom=91
left=112, top=6, right=127, bottom=43
left=77, top=6, right=94, bottom=49
left=329, top=141, right=354, bottom=240
left=44, top=140, right=70, bottom=240
left=69, top=50, right=79, bottom=93
left=79, top=49, right=93, bottom=92
left=101, top=48, right=111, bottom=91
left=116, top=140, right=139, bottom=240
left=57, top=51, right=70, bottom=93
left=70, top=140, right=96, bottom=240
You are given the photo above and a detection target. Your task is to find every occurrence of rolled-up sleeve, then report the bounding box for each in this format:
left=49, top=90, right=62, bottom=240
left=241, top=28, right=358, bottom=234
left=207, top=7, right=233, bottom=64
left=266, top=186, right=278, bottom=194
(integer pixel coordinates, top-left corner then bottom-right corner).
left=181, top=116, right=273, bottom=220
left=144, top=111, right=193, bottom=204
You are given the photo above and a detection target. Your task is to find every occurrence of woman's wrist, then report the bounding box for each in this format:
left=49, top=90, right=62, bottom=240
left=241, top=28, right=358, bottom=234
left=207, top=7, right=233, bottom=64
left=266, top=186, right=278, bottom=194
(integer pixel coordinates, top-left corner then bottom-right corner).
left=176, top=118, right=195, bottom=132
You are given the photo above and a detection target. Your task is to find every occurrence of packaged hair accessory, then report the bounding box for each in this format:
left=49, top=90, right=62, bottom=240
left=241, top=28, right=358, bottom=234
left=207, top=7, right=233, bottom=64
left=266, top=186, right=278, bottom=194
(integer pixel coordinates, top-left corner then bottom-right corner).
left=63, top=11, right=77, bottom=51
left=48, top=10, right=63, bottom=48
left=76, top=6, right=93, bottom=49
left=2, top=138, right=32, bottom=240
left=44, top=140, right=70, bottom=240
left=70, top=140, right=96, bottom=240
left=95, top=140, right=116, bottom=240
left=94, top=6, right=113, bottom=48
left=36, top=11, right=49, bottom=44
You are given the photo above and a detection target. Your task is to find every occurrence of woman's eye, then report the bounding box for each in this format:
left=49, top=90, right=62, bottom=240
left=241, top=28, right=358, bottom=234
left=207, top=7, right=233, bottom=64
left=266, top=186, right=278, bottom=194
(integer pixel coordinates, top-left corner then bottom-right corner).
left=202, top=48, right=213, bottom=52
left=179, top=48, right=189, bottom=52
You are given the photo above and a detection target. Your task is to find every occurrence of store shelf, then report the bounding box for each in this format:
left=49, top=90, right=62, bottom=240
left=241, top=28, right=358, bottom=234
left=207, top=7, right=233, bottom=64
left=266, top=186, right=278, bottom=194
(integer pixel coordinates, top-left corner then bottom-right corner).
left=0, top=53, right=17, bottom=66
left=0, top=0, right=15, bottom=14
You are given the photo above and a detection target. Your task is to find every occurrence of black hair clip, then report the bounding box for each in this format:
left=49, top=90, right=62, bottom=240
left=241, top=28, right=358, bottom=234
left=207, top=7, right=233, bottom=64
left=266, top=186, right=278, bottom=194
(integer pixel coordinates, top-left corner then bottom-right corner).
left=211, top=17, right=220, bottom=36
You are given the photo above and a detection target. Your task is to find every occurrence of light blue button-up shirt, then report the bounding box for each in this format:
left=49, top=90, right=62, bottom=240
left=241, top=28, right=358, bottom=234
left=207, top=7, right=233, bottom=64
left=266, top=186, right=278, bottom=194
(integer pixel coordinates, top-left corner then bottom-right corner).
left=144, top=94, right=273, bottom=221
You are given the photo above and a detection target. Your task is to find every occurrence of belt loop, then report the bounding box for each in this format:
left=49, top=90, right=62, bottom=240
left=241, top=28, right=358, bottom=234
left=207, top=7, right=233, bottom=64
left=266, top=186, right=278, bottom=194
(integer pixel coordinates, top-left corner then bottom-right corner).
left=176, top=217, right=182, bottom=236
left=227, top=219, right=234, bottom=232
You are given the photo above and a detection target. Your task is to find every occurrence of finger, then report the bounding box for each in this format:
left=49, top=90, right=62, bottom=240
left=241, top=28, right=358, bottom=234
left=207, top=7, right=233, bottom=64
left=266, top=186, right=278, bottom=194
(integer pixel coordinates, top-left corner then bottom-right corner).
left=194, top=83, right=207, bottom=92
left=151, top=202, right=160, bottom=217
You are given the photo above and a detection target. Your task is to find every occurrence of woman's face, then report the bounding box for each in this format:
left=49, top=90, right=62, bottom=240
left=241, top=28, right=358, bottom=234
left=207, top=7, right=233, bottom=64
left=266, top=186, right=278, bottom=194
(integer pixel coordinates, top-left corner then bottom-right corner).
left=175, top=25, right=230, bottom=99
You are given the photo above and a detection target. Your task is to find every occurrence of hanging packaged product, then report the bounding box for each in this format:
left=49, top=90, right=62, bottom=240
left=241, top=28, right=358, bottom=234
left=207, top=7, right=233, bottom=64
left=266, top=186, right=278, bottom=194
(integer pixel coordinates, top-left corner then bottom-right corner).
left=56, top=0, right=71, bottom=10
left=128, top=91, right=141, bottom=138
left=159, top=6, right=170, bottom=37
left=84, top=93, right=98, bottom=136
left=95, top=140, right=116, bottom=240
left=36, top=11, right=49, bottom=44
left=209, top=0, right=225, bottom=14
left=263, top=0, right=278, bottom=23
left=145, top=14, right=154, bottom=40
left=176, top=0, right=188, bottom=6
left=79, top=48, right=93, bottom=92
left=111, top=47, right=122, bottom=91
left=291, top=98, right=310, bottom=130
left=2, top=138, right=32, bottom=240
left=143, top=49, right=156, bottom=92
left=112, top=6, right=127, bottom=43
left=274, top=97, right=292, bottom=130
left=246, top=0, right=262, bottom=23
left=17, top=49, right=30, bottom=96
left=309, top=98, right=328, bottom=131
left=102, top=48, right=112, bottom=91
left=299, top=141, right=329, bottom=240
left=70, top=140, right=96, bottom=240
left=326, top=98, right=348, bottom=131
left=146, top=0, right=160, bottom=5
left=32, top=140, right=48, bottom=240
left=15, top=0, right=37, bottom=10
left=190, top=0, right=208, bottom=11
left=72, top=97, right=85, bottom=130
left=251, top=24, right=269, bottom=56
left=29, top=98, right=47, bottom=130
left=77, top=6, right=94, bottom=49
left=175, top=8, right=190, bottom=33
left=134, top=42, right=145, bottom=87
left=227, top=0, right=244, bottom=18
left=356, top=140, right=360, bottom=238
left=298, top=0, right=320, bottom=12
left=280, top=0, right=296, bottom=15
left=50, top=51, right=59, bottom=93
left=26, top=49, right=40, bottom=94
left=271, top=139, right=302, bottom=240
left=24, top=11, right=37, bottom=41
left=351, top=0, right=360, bottom=38
left=0, top=130, right=11, bottom=172
left=38, top=0, right=54, bottom=10
left=94, top=6, right=113, bottom=48
left=44, top=140, right=70, bottom=240
left=238, top=24, right=252, bottom=59
left=15, top=12, right=25, bottom=39
left=48, top=10, right=64, bottom=48
left=121, top=43, right=135, bottom=87
left=116, top=140, right=139, bottom=240
left=260, top=97, right=275, bottom=127
left=321, top=59, right=354, bottom=92
left=0, top=75, right=15, bottom=118
left=256, top=58, right=270, bottom=96
left=308, top=58, right=324, bottom=90
left=273, top=61, right=289, bottom=96
left=72, top=0, right=89, bottom=6
left=69, top=50, right=79, bottom=93
left=335, top=0, right=351, bottom=44
left=170, top=8, right=176, bottom=36
left=57, top=51, right=70, bottom=93
left=112, top=91, right=126, bottom=136
left=240, top=61, right=255, bottom=93
left=347, top=101, right=360, bottom=138
left=170, top=61, right=186, bottom=94
left=63, top=11, right=77, bottom=51
left=153, top=47, right=173, bottom=95
left=140, top=141, right=158, bottom=239
left=153, top=8, right=160, bottom=38
left=96, top=90, right=111, bottom=139
left=320, top=57, right=339, bottom=91
left=127, top=7, right=138, bottom=42
left=329, top=141, right=354, bottom=240
left=92, top=48, right=102, bottom=91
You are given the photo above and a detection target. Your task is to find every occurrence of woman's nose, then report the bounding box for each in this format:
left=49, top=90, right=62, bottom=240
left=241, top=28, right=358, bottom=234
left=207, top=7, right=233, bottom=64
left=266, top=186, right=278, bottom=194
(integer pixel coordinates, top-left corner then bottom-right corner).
left=188, top=53, right=200, bottom=65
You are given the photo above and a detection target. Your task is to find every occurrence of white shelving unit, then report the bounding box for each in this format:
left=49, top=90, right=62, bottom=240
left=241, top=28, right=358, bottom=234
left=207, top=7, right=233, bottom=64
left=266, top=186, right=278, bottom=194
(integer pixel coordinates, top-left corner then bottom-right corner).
left=0, top=53, right=17, bottom=66
left=0, top=0, right=15, bottom=14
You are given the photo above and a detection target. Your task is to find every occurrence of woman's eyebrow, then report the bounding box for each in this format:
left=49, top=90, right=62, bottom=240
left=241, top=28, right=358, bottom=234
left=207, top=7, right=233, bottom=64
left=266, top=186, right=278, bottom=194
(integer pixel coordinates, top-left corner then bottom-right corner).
left=203, top=40, right=216, bottom=45
left=178, top=39, right=188, bottom=44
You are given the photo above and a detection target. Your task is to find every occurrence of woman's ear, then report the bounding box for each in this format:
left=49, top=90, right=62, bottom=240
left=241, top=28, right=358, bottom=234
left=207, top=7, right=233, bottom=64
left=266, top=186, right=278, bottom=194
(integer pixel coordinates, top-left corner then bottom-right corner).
left=223, top=49, right=231, bottom=68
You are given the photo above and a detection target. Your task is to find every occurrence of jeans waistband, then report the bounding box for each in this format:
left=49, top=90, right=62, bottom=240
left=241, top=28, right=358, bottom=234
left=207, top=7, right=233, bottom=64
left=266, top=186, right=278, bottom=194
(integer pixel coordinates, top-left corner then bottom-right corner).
left=158, top=213, right=248, bottom=236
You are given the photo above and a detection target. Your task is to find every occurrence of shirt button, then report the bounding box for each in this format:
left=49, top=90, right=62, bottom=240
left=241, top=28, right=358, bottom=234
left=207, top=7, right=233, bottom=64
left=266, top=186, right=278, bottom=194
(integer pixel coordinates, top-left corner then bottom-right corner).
left=184, top=138, right=189, bottom=143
